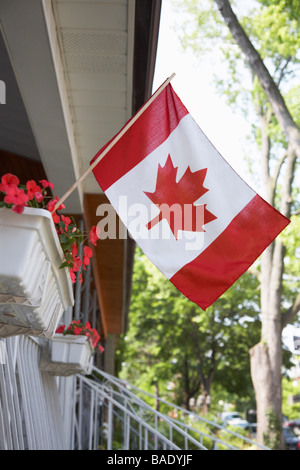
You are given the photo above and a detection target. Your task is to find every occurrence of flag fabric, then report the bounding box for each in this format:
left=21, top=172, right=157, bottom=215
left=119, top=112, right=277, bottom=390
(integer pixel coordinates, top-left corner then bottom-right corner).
left=91, top=83, right=290, bottom=310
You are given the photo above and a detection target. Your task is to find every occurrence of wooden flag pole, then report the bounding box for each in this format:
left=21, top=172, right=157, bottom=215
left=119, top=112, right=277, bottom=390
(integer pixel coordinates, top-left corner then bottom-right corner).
left=54, top=73, right=176, bottom=211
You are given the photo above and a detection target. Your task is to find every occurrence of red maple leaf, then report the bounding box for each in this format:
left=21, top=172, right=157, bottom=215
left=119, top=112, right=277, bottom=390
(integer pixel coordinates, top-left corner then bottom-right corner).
left=144, top=154, right=217, bottom=239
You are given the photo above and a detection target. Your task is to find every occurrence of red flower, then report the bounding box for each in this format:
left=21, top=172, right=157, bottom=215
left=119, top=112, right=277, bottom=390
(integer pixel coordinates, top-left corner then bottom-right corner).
left=71, top=242, right=82, bottom=272
left=3, top=173, right=20, bottom=185
left=52, top=211, right=60, bottom=224
left=61, top=215, right=71, bottom=227
left=89, top=226, right=100, bottom=246
left=84, top=246, right=93, bottom=257
left=39, top=179, right=54, bottom=190
left=26, top=180, right=42, bottom=201
left=47, top=198, right=56, bottom=212
left=4, top=185, right=28, bottom=206
left=72, top=257, right=82, bottom=272
left=83, top=245, right=93, bottom=266
left=47, top=196, right=65, bottom=212
left=56, top=325, right=65, bottom=334
left=71, top=241, right=78, bottom=258
left=12, top=204, right=25, bottom=214
left=73, top=326, right=83, bottom=335
left=35, top=191, right=44, bottom=203
left=69, top=268, right=76, bottom=283
left=0, top=173, right=20, bottom=191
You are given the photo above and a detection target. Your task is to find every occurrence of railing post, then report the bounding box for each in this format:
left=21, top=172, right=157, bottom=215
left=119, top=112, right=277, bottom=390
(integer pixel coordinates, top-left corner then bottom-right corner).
left=184, top=423, right=188, bottom=449
left=124, top=402, right=130, bottom=450
left=169, top=424, right=173, bottom=445
left=144, top=428, right=148, bottom=450
left=77, top=378, right=83, bottom=449
left=86, top=387, right=92, bottom=450
left=107, top=399, right=113, bottom=450
left=93, top=393, right=99, bottom=450
left=154, top=414, right=158, bottom=449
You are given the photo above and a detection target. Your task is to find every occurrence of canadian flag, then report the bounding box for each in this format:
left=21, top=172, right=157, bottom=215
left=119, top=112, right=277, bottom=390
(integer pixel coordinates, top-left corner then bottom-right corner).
left=91, top=83, right=290, bottom=310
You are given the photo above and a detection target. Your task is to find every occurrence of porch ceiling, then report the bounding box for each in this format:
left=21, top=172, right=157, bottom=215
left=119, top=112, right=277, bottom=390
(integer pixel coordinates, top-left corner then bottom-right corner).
left=0, top=0, right=161, bottom=337
left=0, top=0, right=137, bottom=212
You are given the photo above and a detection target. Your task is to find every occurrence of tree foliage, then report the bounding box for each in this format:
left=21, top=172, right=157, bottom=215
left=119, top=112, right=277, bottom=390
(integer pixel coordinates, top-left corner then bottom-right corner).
left=119, top=248, right=261, bottom=410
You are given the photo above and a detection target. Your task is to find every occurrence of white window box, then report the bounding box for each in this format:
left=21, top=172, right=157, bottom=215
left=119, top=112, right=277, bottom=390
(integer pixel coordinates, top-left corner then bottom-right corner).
left=0, top=207, right=74, bottom=338
left=40, top=334, right=94, bottom=376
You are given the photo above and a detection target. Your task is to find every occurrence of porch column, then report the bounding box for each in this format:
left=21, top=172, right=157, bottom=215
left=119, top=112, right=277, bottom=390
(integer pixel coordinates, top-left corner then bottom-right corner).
left=104, top=334, right=117, bottom=375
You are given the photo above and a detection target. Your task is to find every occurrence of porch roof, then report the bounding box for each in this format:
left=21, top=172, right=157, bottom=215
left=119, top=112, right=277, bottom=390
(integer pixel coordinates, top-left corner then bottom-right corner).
left=0, top=0, right=161, bottom=337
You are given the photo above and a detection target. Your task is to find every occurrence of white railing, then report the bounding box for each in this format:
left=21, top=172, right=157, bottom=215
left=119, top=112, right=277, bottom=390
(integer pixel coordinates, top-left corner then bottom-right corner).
left=77, top=372, right=205, bottom=450
left=84, top=367, right=270, bottom=451
left=0, top=335, right=269, bottom=450
left=101, top=372, right=270, bottom=451
left=0, top=336, right=73, bottom=450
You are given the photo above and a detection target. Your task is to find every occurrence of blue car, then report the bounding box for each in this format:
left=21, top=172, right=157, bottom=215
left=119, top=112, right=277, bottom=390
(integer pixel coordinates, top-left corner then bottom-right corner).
left=283, top=427, right=300, bottom=450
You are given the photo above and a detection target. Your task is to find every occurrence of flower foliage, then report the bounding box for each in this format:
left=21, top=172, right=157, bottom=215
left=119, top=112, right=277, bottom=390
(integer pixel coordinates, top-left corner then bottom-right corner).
left=56, top=320, right=104, bottom=353
left=0, top=173, right=100, bottom=283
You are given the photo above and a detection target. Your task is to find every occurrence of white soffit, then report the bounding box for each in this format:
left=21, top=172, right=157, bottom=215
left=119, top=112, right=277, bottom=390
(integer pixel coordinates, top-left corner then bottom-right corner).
left=0, top=0, right=135, bottom=212
left=52, top=0, right=135, bottom=195
left=0, top=0, right=82, bottom=213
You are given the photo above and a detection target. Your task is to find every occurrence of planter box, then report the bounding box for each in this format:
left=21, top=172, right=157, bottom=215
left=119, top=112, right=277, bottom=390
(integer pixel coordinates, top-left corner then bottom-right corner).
left=40, top=334, right=94, bottom=376
left=0, top=207, right=74, bottom=338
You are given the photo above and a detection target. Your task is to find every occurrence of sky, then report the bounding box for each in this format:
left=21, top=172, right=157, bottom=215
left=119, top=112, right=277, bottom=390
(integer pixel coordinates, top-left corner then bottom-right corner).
left=152, top=0, right=255, bottom=188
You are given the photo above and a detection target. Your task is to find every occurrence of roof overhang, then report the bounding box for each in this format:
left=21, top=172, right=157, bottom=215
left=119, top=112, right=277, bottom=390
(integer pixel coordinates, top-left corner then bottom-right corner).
left=0, top=0, right=161, bottom=337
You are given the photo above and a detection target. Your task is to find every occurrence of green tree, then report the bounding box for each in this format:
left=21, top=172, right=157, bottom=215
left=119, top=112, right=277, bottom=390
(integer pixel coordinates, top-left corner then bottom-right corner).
left=119, top=248, right=261, bottom=413
left=282, top=376, right=300, bottom=419
left=177, top=0, right=300, bottom=447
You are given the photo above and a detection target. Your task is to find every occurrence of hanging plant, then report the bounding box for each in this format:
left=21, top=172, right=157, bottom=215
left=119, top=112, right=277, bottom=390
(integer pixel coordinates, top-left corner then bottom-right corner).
left=40, top=321, right=104, bottom=376
left=0, top=173, right=100, bottom=283
left=56, top=320, right=104, bottom=353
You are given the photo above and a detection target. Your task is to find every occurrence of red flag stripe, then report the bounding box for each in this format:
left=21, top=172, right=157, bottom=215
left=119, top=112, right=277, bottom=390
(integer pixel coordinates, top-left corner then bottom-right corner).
left=170, top=194, right=290, bottom=310
left=91, top=85, right=189, bottom=192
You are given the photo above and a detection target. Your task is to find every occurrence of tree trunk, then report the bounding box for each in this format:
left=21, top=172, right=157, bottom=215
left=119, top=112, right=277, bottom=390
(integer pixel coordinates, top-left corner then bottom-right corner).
left=252, top=144, right=297, bottom=448
left=250, top=115, right=285, bottom=448
left=250, top=341, right=284, bottom=449
left=202, top=390, right=211, bottom=415
left=200, top=368, right=214, bottom=415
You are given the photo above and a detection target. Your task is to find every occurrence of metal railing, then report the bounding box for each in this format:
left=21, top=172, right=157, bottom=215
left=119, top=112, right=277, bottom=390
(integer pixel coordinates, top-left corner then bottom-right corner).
left=76, top=372, right=205, bottom=450
left=102, top=372, right=270, bottom=450
left=0, top=336, right=72, bottom=449
left=0, top=335, right=269, bottom=450
left=81, top=367, right=270, bottom=451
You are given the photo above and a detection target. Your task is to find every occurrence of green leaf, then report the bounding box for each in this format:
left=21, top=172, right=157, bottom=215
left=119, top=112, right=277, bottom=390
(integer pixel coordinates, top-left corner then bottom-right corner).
left=59, top=261, right=69, bottom=269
